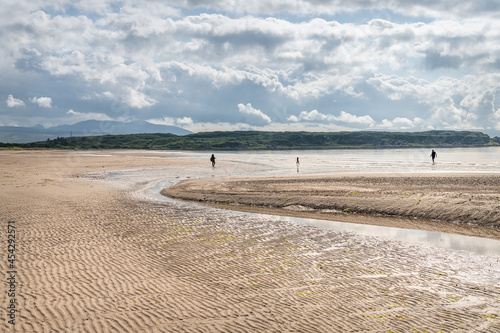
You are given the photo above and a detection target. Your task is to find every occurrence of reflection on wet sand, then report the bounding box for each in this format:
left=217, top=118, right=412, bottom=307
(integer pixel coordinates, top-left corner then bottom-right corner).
left=275, top=215, right=500, bottom=257
left=3, top=150, right=500, bottom=333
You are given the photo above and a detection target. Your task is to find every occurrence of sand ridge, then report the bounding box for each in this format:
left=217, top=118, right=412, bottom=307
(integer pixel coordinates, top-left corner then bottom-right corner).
left=163, top=173, right=500, bottom=240
left=1, top=150, right=500, bottom=332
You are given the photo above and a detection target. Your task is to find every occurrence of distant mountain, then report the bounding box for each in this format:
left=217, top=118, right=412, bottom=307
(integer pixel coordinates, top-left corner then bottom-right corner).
left=49, top=120, right=192, bottom=136
left=480, top=128, right=500, bottom=138
left=0, top=120, right=192, bottom=143
left=0, top=126, right=66, bottom=144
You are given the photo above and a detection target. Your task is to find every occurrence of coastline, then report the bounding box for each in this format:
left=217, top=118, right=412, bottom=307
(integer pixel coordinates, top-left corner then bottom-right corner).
left=2, top=150, right=499, bottom=332
left=163, top=173, right=500, bottom=240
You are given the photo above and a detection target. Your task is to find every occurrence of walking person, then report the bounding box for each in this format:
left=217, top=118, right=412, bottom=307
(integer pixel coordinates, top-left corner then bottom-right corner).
left=210, top=154, right=216, bottom=167
left=296, top=157, right=300, bottom=173
left=430, top=150, right=437, bottom=164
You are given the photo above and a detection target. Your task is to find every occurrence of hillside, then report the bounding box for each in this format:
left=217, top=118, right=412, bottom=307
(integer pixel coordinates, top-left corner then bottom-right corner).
left=3, top=130, right=499, bottom=150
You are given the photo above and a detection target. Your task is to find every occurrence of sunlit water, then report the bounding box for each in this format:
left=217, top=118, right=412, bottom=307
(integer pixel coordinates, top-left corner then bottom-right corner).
left=178, top=146, right=500, bottom=175
left=100, top=147, right=500, bottom=257
left=277, top=216, right=500, bottom=256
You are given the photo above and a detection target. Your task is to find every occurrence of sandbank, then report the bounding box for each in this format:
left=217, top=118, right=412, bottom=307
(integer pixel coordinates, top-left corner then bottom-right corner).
left=164, top=173, right=500, bottom=240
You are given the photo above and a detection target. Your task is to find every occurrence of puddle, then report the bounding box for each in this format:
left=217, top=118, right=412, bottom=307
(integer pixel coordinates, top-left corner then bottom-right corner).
left=276, top=216, right=500, bottom=257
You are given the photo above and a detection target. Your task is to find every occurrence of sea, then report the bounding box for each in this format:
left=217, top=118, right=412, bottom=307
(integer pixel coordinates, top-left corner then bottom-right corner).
left=173, top=146, right=500, bottom=175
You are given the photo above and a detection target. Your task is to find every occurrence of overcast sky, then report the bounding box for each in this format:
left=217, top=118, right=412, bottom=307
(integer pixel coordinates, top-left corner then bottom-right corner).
left=1, top=0, right=500, bottom=134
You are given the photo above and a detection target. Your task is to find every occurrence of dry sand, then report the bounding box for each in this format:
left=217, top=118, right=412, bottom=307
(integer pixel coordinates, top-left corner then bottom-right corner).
left=1, top=150, right=500, bottom=332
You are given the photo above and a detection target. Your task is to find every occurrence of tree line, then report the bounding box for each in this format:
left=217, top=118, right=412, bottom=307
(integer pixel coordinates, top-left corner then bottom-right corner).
left=1, top=130, right=499, bottom=150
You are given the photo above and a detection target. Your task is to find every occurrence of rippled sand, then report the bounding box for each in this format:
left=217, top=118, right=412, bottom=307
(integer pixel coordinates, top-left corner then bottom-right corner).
left=164, top=173, right=500, bottom=240
left=1, top=150, right=499, bottom=332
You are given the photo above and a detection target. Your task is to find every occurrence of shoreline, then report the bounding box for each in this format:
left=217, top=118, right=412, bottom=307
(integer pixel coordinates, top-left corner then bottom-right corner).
left=175, top=199, right=500, bottom=241
left=2, top=150, right=500, bottom=332
left=163, top=172, right=500, bottom=240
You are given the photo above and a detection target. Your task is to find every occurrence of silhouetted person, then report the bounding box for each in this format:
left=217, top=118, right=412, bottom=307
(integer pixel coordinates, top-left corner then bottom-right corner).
left=296, top=157, right=300, bottom=173
left=210, top=154, right=216, bottom=167
left=430, top=150, right=437, bottom=164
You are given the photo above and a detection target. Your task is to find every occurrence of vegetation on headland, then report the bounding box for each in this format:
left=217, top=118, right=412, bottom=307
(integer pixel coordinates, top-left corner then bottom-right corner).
left=1, top=130, right=499, bottom=150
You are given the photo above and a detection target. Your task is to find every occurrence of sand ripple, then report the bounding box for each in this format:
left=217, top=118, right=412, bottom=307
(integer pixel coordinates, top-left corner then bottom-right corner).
left=164, top=173, right=500, bottom=239
left=1, top=150, right=499, bottom=332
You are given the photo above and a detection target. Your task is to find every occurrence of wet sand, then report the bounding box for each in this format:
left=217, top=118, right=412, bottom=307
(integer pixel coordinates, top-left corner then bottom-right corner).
left=1, top=150, right=500, bottom=332
left=164, top=173, right=500, bottom=240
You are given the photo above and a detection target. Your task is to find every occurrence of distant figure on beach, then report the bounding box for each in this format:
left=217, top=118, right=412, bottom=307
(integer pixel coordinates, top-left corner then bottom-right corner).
left=210, top=154, right=216, bottom=167
left=430, top=150, right=437, bottom=164
left=296, top=157, right=300, bottom=173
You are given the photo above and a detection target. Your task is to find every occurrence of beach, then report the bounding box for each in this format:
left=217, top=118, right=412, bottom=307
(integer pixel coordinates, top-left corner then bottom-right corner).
left=1, top=149, right=500, bottom=332
left=164, top=173, right=500, bottom=240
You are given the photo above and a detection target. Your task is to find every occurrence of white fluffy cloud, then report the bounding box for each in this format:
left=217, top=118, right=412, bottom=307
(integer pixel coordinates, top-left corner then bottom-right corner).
left=6, top=95, right=25, bottom=107
left=288, top=110, right=334, bottom=122
left=289, top=110, right=374, bottom=126
left=148, top=116, right=194, bottom=127
left=128, top=89, right=157, bottom=109
left=366, top=73, right=500, bottom=130
left=334, top=111, right=375, bottom=125
left=30, top=97, right=53, bottom=108
left=176, top=117, right=194, bottom=125
left=237, top=103, right=272, bottom=125
left=0, top=0, right=499, bottom=135
left=379, top=117, right=424, bottom=130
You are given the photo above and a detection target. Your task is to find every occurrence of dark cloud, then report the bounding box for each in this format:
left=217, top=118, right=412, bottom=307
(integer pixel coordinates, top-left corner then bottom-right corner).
left=423, top=51, right=462, bottom=69
left=0, top=0, right=499, bottom=133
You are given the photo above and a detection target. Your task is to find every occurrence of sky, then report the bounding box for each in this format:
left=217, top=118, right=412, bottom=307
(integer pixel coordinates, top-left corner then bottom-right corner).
left=1, top=0, right=500, bottom=135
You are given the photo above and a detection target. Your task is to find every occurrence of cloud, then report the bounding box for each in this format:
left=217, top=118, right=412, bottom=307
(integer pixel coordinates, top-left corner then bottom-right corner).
left=423, top=51, right=463, bottom=70
left=288, top=110, right=333, bottom=122
left=333, top=111, right=375, bottom=125
left=378, top=117, right=423, bottom=130
left=30, top=97, right=53, bottom=108
left=66, top=109, right=113, bottom=121
left=148, top=116, right=194, bottom=127
left=237, top=103, right=272, bottom=124
left=158, top=0, right=500, bottom=18
left=128, top=89, right=157, bottom=109
left=1, top=0, right=500, bottom=134
left=167, top=120, right=352, bottom=133
left=6, top=95, right=25, bottom=107
left=289, top=110, right=375, bottom=126
left=176, top=117, right=194, bottom=125
left=366, top=73, right=500, bottom=131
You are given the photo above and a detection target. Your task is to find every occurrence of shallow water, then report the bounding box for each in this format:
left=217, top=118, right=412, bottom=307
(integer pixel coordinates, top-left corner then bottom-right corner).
left=106, top=174, right=500, bottom=258
left=169, top=146, right=500, bottom=175
left=100, top=147, right=500, bottom=257
left=277, top=216, right=500, bottom=256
